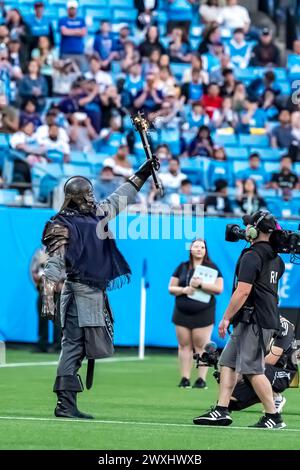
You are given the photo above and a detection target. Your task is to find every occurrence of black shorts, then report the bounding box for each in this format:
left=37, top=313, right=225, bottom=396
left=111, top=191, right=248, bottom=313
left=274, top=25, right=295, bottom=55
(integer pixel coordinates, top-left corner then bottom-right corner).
left=229, top=364, right=295, bottom=411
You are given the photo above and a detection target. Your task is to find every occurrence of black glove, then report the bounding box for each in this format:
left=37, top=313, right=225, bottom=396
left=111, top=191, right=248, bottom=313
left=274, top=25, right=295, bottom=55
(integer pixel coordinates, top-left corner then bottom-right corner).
left=128, top=157, right=160, bottom=190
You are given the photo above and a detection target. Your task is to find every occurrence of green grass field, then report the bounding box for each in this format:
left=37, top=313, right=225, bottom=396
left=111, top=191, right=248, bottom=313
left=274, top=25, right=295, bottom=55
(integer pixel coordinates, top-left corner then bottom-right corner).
left=0, top=348, right=299, bottom=450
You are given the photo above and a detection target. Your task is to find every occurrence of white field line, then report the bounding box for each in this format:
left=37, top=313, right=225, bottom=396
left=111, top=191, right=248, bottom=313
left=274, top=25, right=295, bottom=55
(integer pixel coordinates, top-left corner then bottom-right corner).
left=0, top=356, right=145, bottom=368
left=0, top=415, right=299, bottom=432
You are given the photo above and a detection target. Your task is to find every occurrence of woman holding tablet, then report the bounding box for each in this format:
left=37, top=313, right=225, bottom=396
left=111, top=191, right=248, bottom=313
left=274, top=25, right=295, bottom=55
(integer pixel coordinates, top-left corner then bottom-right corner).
left=169, top=239, right=224, bottom=389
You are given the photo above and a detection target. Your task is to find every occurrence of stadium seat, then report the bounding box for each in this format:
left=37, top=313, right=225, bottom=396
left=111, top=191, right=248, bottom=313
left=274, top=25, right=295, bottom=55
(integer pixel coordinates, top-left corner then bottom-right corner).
left=232, top=160, right=249, bottom=174
left=63, top=163, right=92, bottom=178
left=85, top=7, right=111, bottom=21
left=80, top=0, right=108, bottom=7
left=213, top=133, right=238, bottom=147
left=0, top=189, right=19, bottom=205
left=277, top=82, right=291, bottom=95
left=180, top=157, right=203, bottom=186
left=287, top=54, right=300, bottom=68
left=225, top=147, right=249, bottom=160
left=69, top=151, right=87, bottom=165
left=109, top=0, right=134, bottom=7
left=239, top=134, right=269, bottom=148
left=47, top=149, right=64, bottom=164
left=264, top=162, right=280, bottom=174
left=112, top=8, right=136, bottom=24
left=249, top=147, right=281, bottom=161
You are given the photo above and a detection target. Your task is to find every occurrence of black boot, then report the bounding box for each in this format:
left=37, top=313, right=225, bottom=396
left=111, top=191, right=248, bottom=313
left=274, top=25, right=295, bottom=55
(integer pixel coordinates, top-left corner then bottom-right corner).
left=54, top=390, right=94, bottom=419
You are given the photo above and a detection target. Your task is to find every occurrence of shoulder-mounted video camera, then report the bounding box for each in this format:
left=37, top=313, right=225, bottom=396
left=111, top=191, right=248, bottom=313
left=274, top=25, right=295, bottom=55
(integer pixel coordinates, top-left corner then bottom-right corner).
left=225, top=211, right=300, bottom=262
left=193, top=342, right=219, bottom=369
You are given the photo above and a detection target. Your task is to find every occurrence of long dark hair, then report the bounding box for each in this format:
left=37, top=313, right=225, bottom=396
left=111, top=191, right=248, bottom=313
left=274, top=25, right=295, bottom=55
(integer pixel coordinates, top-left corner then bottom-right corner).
left=188, top=238, right=213, bottom=269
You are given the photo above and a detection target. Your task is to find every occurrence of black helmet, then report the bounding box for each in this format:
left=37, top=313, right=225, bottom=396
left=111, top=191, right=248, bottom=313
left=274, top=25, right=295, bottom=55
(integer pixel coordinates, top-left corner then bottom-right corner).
left=60, top=176, right=96, bottom=214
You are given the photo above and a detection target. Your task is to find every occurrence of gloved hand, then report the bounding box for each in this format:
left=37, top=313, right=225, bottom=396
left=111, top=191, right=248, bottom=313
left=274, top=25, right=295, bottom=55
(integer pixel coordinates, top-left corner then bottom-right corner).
left=41, top=276, right=57, bottom=322
left=128, top=157, right=160, bottom=190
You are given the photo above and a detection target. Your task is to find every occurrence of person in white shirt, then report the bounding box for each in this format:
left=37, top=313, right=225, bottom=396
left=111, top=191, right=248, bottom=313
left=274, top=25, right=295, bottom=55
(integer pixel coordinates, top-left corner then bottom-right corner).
left=84, top=55, right=113, bottom=94
left=218, top=0, right=251, bottom=33
left=35, top=110, right=69, bottom=144
left=103, top=144, right=134, bottom=178
left=200, top=0, right=222, bottom=24
left=37, top=123, right=70, bottom=161
left=159, top=157, right=187, bottom=190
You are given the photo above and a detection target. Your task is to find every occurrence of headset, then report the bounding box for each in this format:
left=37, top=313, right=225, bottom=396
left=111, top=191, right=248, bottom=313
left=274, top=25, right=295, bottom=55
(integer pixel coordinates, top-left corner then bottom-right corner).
left=245, top=211, right=275, bottom=241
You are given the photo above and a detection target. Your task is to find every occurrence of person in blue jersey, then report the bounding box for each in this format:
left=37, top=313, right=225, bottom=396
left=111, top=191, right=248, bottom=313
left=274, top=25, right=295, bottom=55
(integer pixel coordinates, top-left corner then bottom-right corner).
left=225, top=28, right=252, bottom=69
left=28, top=2, right=54, bottom=50
left=59, top=0, right=87, bottom=72
left=181, top=69, right=204, bottom=104
left=93, top=21, right=118, bottom=71
left=235, top=153, right=269, bottom=190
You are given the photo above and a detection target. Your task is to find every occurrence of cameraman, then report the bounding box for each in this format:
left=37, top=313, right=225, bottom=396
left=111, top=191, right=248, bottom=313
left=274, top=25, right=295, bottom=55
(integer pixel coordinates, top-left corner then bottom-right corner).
left=229, top=316, right=298, bottom=413
left=193, top=211, right=286, bottom=429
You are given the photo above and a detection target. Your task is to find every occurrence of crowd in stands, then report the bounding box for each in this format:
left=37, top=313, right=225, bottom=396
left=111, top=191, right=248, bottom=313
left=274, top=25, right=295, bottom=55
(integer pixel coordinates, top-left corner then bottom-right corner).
left=0, top=0, right=300, bottom=218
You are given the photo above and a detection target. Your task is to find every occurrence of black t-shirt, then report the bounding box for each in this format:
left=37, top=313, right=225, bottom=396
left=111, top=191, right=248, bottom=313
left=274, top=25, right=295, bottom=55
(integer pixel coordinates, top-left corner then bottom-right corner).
left=271, top=170, right=298, bottom=189
left=172, top=261, right=222, bottom=314
left=273, top=318, right=298, bottom=373
left=236, top=242, right=285, bottom=329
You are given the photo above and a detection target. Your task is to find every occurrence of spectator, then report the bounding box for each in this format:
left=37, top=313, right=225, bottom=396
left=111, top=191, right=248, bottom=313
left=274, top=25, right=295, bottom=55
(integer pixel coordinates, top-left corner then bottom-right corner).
left=35, top=109, right=69, bottom=144
left=18, top=59, right=48, bottom=111
left=270, top=155, right=299, bottom=191
left=0, top=47, right=20, bottom=100
left=247, top=70, right=280, bottom=103
left=155, top=143, right=172, bottom=163
left=261, top=89, right=279, bottom=121
left=271, top=109, right=293, bottom=149
left=202, top=40, right=224, bottom=71
left=134, top=72, right=163, bottom=114
left=168, top=27, right=192, bottom=63
left=59, top=0, right=87, bottom=71
left=217, top=0, right=251, bottom=33
left=20, top=98, right=42, bottom=129
left=182, top=53, right=209, bottom=85
left=10, top=120, right=46, bottom=164
left=37, top=123, right=70, bottom=161
left=134, top=0, right=158, bottom=31
left=93, top=20, right=118, bottom=69
left=207, top=146, right=232, bottom=188
left=96, top=113, right=126, bottom=154
left=232, top=81, right=247, bottom=112
left=212, top=96, right=238, bottom=130
left=226, top=28, right=252, bottom=69
left=5, top=9, right=31, bottom=61
left=103, top=145, right=133, bottom=178
left=123, top=62, right=144, bottom=103
left=185, top=102, right=210, bottom=135
left=84, top=55, right=113, bottom=93
left=0, top=93, right=19, bottom=133
left=237, top=178, right=267, bottom=214
left=157, top=65, right=176, bottom=97
left=100, top=85, right=122, bottom=128
left=201, top=82, right=223, bottom=119
left=181, top=68, right=204, bottom=103
left=8, top=39, right=26, bottom=77
left=150, top=96, right=182, bottom=155
left=121, top=41, right=140, bottom=73
left=94, top=165, right=121, bottom=200
left=159, top=157, right=187, bottom=191
left=0, top=24, right=10, bottom=49
left=31, top=36, right=58, bottom=96
left=276, top=188, right=300, bottom=218
left=68, top=112, right=96, bottom=152
left=139, top=26, right=165, bottom=58
left=200, top=0, right=222, bottom=24
left=204, top=178, right=233, bottom=214
left=289, top=111, right=300, bottom=162
left=220, top=68, right=236, bottom=97
left=28, top=1, right=54, bottom=50
left=168, top=178, right=203, bottom=209
left=209, top=53, right=233, bottom=85
left=114, top=23, right=132, bottom=58
left=238, top=99, right=267, bottom=133
left=250, top=27, right=280, bottom=67
left=235, top=153, right=268, bottom=190
left=198, top=23, right=221, bottom=55
left=188, top=125, right=214, bottom=157
left=142, top=48, right=161, bottom=75
left=52, top=58, right=80, bottom=96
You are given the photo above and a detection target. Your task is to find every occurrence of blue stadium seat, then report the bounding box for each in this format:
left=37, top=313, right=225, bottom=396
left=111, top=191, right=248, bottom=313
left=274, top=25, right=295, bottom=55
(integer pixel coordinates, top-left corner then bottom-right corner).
left=288, top=54, right=300, bottom=68
left=112, top=8, right=136, bottom=23
left=213, top=133, right=238, bottom=147
left=225, top=147, right=249, bottom=160
left=85, top=7, right=111, bottom=21
left=234, top=68, right=255, bottom=83
left=0, top=189, right=19, bottom=205
left=251, top=67, right=288, bottom=82
left=264, top=162, right=280, bottom=174
left=295, top=163, right=300, bottom=175
left=47, top=149, right=64, bottom=164
left=232, top=160, right=249, bottom=174
left=80, top=0, right=108, bottom=7
left=180, top=157, right=203, bottom=186
left=239, top=134, right=269, bottom=148
left=85, top=153, right=110, bottom=165
left=249, top=147, right=281, bottom=161
left=63, top=163, right=92, bottom=178
left=109, top=0, right=134, bottom=7
left=277, top=82, right=291, bottom=95
left=69, top=151, right=87, bottom=165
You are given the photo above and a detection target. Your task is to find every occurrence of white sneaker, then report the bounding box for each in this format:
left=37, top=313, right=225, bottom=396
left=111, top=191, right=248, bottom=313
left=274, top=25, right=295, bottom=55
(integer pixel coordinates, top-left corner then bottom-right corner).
left=274, top=395, right=286, bottom=413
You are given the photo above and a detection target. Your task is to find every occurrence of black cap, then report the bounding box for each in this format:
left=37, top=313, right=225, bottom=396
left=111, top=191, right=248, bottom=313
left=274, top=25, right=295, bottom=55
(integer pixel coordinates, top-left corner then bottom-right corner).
left=242, top=210, right=276, bottom=233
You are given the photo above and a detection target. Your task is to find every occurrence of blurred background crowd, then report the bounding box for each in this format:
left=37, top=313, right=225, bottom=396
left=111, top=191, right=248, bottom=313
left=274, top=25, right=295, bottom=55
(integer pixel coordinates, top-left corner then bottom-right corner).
left=0, top=0, right=300, bottom=217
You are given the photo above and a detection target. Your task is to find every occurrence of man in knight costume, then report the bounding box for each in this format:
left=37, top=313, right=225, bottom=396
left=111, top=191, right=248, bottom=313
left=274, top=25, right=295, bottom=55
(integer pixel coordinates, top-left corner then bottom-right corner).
left=41, top=157, right=158, bottom=419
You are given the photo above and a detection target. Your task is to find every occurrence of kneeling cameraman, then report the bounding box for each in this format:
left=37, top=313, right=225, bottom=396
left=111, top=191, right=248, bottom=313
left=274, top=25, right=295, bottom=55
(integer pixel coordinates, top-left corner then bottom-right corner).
left=193, top=211, right=286, bottom=429
left=229, top=316, right=298, bottom=413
